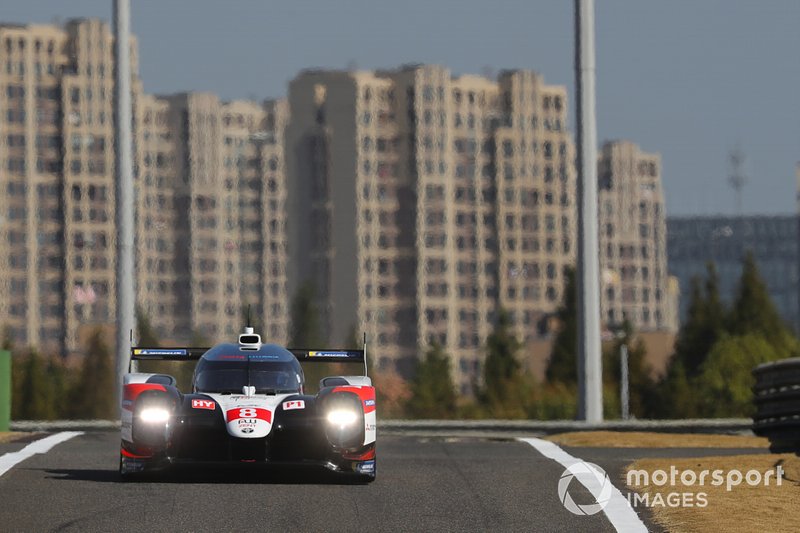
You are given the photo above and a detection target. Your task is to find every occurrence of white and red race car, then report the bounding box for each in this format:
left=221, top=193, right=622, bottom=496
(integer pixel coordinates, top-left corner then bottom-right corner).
left=119, top=326, right=376, bottom=481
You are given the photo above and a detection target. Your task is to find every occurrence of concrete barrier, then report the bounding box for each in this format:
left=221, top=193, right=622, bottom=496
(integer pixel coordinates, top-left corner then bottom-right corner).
left=10, top=417, right=753, bottom=436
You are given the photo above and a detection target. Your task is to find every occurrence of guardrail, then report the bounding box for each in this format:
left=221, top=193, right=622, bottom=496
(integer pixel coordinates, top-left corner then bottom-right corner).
left=752, top=357, right=800, bottom=452
left=10, top=418, right=753, bottom=436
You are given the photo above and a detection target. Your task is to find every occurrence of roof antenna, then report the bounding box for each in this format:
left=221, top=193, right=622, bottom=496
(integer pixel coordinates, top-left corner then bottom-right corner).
left=243, top=304, right=254, bottom=336
left=363, top=331, right=368, bottom=377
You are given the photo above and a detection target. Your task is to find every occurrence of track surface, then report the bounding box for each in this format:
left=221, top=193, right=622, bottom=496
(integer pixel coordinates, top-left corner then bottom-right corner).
left=0, top=432, right=624, bottom=532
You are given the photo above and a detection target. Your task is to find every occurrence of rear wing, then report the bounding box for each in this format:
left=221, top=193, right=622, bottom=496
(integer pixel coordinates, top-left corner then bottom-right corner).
left=129, top=346, right=368, bottom=375
left=129, top=347, right=364, bottom=363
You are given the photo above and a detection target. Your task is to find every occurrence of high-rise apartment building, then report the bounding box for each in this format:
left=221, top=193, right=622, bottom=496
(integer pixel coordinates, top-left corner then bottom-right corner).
left=287, top=65, right=576, bottom=391
left=0, top=18, right=289, bottom=355
left=597, top=141, right=678, bottom=331
left=0, top=19, right=142, bottom=355
left=135, top=93, right=290, bottom=344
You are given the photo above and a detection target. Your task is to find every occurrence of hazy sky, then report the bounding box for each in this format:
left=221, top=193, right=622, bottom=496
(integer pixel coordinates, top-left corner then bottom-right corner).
left=6, top=1, right=799, bottom=216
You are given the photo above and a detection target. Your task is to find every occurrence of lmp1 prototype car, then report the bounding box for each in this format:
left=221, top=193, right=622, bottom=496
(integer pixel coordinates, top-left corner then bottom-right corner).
left=119, top=327, right=376, bottom=481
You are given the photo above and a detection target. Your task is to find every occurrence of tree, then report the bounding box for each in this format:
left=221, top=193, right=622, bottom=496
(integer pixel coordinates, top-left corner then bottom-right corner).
left=290, top=281, right=325, bottom=348
left=481, top=308, right=528, bottom=417
left=136, top=306, right=160, bottom=346
left=672, top=263, right=726, bottom=377
left=406, top=342, right=457, bottom=418
left=1, top=325, right=14, bottom=351
left=696, top=334, right=782, bottom=417
left=728, top=252, right=795, bottom=353
left=70, top=328, right=116, bottom=419
left=12, top=350, right=58, bottom=420
left=546, top=267, right=578, bottom=385
left=370, top=370, right=411, bottom=418
left=653, top=359, right=697, bottom=419
left=342, top=323, right=373, bottom=378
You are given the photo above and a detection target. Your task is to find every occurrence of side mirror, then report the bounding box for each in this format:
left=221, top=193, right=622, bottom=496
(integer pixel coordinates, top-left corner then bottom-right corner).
left=145, top=374, right=177, bottom=387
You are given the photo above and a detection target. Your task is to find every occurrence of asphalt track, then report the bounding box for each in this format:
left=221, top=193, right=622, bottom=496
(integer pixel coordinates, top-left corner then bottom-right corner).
left=0, top=432, right=767, bottom=532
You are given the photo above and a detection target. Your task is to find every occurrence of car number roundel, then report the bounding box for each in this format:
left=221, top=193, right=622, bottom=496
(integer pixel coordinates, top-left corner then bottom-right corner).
left=225, top=407, right=272, bottom=423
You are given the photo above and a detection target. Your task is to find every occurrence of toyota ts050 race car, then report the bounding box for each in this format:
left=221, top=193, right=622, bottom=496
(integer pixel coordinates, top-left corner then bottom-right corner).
left=119, top=326, right=376, bottom=481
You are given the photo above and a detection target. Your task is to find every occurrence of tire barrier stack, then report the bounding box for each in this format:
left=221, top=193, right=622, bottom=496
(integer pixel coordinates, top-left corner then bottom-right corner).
left=752, top=357, right=800, bottom=453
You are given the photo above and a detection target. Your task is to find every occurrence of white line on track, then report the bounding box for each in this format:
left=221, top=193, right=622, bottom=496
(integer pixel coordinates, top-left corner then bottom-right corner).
left=0, top=431, right=83, bottom=478
left=518, top=437, right=648, bottom=533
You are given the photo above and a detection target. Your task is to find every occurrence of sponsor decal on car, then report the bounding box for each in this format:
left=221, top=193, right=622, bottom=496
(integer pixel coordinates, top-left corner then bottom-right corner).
left=242, top=427, right=254, bottom=434
left=282, top=400, right=305, bottom=410
left=364, top=399, right=375, bottom=406
left=133, top=348, right=188, bottom=356
left=308, top=351, right=358, bottom=358
left=191, top=399, right=215, bottom=410
left=357, top=460, right=376, bottom=474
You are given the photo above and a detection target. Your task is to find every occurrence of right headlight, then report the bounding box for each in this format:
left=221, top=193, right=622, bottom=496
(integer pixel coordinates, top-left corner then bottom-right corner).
left=327, top=409, right=358, bottom=427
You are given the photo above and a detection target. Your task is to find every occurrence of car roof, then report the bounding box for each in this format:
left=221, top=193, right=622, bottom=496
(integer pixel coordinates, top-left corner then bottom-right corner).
left=201, top=343, right=296, bottom=363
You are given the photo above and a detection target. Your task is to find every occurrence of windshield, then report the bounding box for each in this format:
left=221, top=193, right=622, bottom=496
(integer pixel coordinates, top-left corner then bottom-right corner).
left=194, top=360, right=302, bottom=394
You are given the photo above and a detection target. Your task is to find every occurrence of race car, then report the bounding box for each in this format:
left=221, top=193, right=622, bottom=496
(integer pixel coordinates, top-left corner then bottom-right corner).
left=119, top=326, right=376, bottom=481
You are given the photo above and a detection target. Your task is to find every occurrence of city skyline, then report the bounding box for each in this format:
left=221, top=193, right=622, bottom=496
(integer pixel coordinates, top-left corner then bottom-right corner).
left=0, top=16, right=676, bottom=391
left=3, top=0, right=798, bottom=217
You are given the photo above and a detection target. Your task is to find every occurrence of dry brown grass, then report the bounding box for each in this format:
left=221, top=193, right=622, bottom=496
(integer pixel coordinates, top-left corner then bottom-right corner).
left=546, top=431, right=769, bottom=449
left=626, top=454, right=800, bottom=533
left=0, top=432, right=28, bottom=443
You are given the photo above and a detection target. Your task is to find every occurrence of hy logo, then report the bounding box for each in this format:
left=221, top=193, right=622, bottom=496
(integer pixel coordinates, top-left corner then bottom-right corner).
left=558, top=461, right=613, bottom=516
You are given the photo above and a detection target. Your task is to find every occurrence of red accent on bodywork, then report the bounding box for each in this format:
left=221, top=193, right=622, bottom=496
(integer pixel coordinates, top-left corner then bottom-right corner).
left=121, top=447, right=153, bottom=459
left=225, top=407, right=272, bottom=423
left=342, top=447, right=376, bottom=460
left=332, top=386, right=377, bottom=414
left=122, top=383, right=167, bottom=411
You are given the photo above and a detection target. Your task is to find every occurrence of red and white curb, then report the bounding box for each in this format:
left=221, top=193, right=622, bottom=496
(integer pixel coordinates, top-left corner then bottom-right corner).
left=0, top=432, right=83, bottom=478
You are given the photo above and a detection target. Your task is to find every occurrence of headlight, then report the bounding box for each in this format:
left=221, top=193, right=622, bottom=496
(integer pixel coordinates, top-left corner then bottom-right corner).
left=327, top=409, right=358, bottom=427
left=139, top=407, right=170, bottom=423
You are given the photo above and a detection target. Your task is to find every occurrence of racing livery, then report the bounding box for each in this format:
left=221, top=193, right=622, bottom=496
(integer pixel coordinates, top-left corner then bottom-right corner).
left=120, top=327, right=376, bottom=481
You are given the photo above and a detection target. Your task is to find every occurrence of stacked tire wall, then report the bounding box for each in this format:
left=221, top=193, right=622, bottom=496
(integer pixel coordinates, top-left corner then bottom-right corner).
left=752, top=357, right=800, bottom=452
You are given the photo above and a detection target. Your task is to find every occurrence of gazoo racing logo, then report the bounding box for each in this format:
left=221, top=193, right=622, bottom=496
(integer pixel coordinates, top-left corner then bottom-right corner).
left=558, top=462, right=613, bottom=516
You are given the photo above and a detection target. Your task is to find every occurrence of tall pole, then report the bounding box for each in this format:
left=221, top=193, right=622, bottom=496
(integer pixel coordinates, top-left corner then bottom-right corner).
left=620, top=343, right=629, bottom=420
left=575, top=0, right=603, bottom=422
left=114, top=0, right=135, bottom=410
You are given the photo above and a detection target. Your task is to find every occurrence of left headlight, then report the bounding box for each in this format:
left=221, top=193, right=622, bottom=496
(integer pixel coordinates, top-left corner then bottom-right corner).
left=139, top=407, right=170, bottom=423
left=327, top=408, right=358, bottom=427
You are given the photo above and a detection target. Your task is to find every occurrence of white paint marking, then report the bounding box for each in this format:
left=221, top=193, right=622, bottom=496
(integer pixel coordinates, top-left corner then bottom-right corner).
left=0, top=431, right=83, bottom=477
left=519, top=437, right=648, bottom=533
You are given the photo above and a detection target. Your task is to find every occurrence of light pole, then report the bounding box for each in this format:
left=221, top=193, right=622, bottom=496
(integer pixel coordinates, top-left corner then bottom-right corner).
left=575, top=0, right=603, bottom=422
left=114, top=0, right=135, bottom=407
left=620, top=343, right=629, bottom=420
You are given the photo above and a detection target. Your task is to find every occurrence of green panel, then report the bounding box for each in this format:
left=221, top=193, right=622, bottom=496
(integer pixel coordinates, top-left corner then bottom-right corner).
left=0, top=350, right=10, bottom=432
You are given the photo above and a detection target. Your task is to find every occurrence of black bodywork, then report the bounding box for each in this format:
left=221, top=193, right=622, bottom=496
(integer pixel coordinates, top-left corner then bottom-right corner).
left=120, top=344, right=376, bottom=481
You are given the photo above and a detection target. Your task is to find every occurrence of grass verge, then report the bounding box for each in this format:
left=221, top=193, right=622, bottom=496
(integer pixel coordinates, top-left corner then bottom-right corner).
left=0, top=432, right=29, bottom=443
left=625, top=454, right=799, bottom=533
